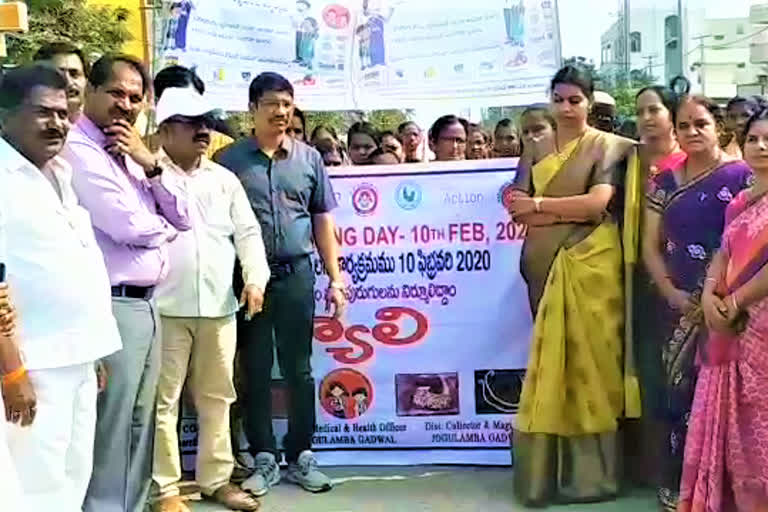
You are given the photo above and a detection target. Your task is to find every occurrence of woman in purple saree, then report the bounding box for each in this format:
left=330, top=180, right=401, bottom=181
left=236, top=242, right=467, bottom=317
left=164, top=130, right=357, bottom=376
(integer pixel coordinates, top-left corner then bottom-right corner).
left=642, top=96, right=752, bottom=510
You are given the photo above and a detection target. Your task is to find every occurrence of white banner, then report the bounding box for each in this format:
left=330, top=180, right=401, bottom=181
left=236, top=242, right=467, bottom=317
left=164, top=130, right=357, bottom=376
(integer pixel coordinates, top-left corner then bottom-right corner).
left=155, top=1, right=561, bottom=111
left=309, top=159, right=532, bottom=465
left=180, top=159, right=533, bottom=468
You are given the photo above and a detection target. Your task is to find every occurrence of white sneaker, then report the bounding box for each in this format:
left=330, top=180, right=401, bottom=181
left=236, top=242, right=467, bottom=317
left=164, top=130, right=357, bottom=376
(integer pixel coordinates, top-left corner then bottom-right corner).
left=285, top=450, right=333, bottom=493
left=241, top=452, right=281, bottom=497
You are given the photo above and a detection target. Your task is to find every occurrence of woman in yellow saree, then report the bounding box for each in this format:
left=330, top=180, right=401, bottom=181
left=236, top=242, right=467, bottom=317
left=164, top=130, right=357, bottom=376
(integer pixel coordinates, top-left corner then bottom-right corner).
left=508, top=65, right=642, bottom=506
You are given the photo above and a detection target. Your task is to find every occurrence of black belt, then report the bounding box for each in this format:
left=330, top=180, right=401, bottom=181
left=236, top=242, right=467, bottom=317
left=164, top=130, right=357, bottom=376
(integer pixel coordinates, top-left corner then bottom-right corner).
left=269, top=257, right=310, bottom=279
left=111, top=285, right=154, bottom=300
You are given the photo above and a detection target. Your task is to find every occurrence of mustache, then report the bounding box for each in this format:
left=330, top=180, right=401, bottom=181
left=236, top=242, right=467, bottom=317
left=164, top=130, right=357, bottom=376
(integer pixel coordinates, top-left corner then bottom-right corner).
left=193, top=132, right=211, bottom=142
left=42, top=128, right=65, bottom=140
left=66, top=86, right=80, bottom=98
left=109, top=107, right=131, bottom=121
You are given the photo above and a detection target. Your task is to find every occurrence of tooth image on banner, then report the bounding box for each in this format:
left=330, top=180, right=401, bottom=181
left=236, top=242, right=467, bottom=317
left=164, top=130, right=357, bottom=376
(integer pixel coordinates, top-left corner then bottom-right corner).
left=396, top=373, right=459, bottom=417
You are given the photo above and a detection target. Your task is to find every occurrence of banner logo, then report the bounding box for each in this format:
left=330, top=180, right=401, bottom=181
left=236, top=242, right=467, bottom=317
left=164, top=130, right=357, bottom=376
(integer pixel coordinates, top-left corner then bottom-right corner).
left=498, top=180, right=517, bottom=210
left=395, top=181, right=422, bottom=210
left=352, top=183, right=379, bottom=216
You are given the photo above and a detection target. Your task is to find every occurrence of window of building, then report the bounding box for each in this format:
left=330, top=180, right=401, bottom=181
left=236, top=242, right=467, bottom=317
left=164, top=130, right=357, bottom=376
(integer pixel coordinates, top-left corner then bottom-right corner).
left=630, top=31, right=641, bottom=53
left=737, top=24, right=745, bottom=35
left=714, top=34, right=725, bottom=41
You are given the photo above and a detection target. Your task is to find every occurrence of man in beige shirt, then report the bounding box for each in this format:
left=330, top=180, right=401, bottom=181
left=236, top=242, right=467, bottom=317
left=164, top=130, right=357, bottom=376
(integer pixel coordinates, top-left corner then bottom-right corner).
left=152, top=87, right=269, bottom=512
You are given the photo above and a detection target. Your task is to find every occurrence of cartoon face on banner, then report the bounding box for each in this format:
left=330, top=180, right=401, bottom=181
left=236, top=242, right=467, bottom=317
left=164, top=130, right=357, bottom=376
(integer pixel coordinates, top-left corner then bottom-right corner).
left=323, top=4, right=351, bottom=29
left=319, top=368, right=374, bottom=420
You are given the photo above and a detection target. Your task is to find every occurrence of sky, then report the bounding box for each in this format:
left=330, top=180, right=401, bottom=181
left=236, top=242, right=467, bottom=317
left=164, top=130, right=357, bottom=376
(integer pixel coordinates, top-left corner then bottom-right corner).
left=558, top=0, right=757, bottom=63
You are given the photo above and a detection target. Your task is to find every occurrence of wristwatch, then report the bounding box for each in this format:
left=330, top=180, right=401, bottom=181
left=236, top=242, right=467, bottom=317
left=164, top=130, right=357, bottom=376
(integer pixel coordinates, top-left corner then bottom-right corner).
left=328, top=281, right=345, bottom=291
left=145, top=162, right=163, bottom=179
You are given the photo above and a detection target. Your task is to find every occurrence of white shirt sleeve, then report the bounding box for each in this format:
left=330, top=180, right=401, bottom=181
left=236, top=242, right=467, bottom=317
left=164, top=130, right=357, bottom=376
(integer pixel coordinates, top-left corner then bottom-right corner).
left=228, top=174, right=270, bottom=291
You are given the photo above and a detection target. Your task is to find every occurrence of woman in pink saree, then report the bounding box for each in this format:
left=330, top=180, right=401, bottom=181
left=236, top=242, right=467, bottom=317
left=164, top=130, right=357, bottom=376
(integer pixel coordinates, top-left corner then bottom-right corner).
left=679, top=109, right=768, bottom=511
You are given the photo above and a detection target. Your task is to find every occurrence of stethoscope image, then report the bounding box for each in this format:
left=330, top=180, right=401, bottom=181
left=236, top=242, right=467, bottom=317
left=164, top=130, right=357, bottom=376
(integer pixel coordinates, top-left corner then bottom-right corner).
left=480, top=370, right=524, bottom=414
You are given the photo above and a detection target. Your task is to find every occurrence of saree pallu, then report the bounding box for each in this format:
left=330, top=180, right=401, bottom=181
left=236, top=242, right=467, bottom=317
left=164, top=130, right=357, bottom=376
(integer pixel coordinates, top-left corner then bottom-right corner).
left=513, top=129, right=641, bottom=506
left=626, top=150, right=686, bottom=489
left=679, top=191, right=768, bottom=512
left=642, top=159, right=752, bottom=505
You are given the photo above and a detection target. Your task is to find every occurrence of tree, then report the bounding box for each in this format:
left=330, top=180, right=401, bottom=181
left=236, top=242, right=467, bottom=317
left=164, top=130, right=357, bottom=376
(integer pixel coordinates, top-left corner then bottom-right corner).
left=366, top=109, right=409, bottom=132
left=305, top=111, right=347, bottom=139
left=608, top=69, right=657, bottom=120
left=4, top=0, right=132, bottom=66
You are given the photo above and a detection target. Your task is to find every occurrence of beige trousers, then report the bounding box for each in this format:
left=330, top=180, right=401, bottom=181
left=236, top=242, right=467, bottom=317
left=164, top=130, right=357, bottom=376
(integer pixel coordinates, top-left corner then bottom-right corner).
left=153, top=315, right=237, bottom=497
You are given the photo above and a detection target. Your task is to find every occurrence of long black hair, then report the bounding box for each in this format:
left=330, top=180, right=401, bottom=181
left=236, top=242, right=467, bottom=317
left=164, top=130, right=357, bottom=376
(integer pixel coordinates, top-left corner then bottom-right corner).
left=741, top=106, right=768, bottom=149
left=635, top=85, right=679, bottom=118
left=428, top=115, right=469, bottom=144
left=550, top=65, right=594, bottom=100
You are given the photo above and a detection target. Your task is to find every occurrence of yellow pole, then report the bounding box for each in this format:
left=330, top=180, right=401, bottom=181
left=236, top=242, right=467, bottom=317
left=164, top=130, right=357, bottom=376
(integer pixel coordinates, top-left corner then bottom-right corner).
left=0, top=1, right=29, bottom=58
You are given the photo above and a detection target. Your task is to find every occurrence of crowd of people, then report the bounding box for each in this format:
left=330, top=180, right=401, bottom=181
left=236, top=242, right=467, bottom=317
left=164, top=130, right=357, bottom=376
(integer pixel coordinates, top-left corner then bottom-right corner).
left=0, top=43, right=343, bottom=512
left=509, top=66, right=768, bottom=512
left=0, top=38, right=767, bottom=512
left=284, top=110, right=525, bottom=167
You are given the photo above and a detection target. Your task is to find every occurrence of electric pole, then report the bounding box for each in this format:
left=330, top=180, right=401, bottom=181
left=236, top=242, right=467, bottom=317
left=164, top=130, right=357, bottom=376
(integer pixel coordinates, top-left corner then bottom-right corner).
left=677, top=0, right=684, bottom=77
left=644, top=54, right=657, bottom=77
left=692, top=34, right=712, bottom=96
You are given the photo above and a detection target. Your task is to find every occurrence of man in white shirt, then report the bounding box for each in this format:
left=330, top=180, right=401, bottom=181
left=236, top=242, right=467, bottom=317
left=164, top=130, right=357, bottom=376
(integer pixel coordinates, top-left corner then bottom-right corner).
left=0, top=65, right=121, bottom=509
left=0, top=280, right=25, bottom=509
left=152, top=87, right=269, bottom=512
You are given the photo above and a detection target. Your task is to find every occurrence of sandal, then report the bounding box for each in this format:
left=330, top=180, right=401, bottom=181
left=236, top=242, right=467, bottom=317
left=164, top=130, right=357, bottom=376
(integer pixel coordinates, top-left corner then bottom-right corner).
left=205, top=483, right=260, bottom=511
left=152, top=496, right=191, bottom=512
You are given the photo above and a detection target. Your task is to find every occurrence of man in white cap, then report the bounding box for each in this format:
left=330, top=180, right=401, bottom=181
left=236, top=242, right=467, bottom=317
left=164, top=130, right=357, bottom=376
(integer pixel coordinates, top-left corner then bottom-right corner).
left=151, top=87, right=269, bottom=512
left=589, top=90, right=618, bottom=133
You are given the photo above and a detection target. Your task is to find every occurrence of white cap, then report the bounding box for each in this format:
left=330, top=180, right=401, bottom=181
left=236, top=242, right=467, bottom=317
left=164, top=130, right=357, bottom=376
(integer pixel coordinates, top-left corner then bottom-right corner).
left=155, top=87, right=217, bottom=125
left=593, top=91, right=616, bottom=106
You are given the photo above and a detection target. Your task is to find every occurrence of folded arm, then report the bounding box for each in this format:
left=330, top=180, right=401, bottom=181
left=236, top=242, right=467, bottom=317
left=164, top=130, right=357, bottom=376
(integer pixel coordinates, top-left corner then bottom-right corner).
left=68, top=144, right=178, bottom=248
left=536, top=184, right=615, bottom=222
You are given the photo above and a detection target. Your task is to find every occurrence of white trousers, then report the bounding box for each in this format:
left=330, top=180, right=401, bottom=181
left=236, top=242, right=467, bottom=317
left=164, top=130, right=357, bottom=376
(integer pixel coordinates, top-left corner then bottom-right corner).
left=0, top=393, right=25, bottom=508
left=6, top=362, right=97, bottom=511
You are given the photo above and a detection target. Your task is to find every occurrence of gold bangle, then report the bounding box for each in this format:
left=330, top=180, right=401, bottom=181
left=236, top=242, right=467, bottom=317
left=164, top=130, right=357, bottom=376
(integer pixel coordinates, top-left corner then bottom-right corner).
left=534, top=197, right=543, bottom=213
left=731, top=293, right=740, bottom=311
left=2, top=365, right=26, bottom=386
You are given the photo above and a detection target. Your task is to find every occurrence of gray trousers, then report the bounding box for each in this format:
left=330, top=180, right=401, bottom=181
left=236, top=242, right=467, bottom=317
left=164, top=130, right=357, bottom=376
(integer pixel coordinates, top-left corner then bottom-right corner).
left=84, top=297, right=161, bottom=512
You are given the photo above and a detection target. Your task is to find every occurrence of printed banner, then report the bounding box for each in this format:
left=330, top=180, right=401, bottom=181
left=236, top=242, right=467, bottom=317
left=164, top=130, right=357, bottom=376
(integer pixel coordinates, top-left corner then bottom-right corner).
left=309, top=159, right=532, bottom=465
left=154, top=0, right=561, bottom=111
left=179, top=159, right=532, bottom=469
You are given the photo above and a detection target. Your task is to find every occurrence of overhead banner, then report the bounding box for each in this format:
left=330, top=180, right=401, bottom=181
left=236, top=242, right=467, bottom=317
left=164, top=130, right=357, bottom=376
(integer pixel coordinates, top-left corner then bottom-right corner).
left=309, top=159, right=532, bottom=465
left=154, top=1, right=561, bottom=111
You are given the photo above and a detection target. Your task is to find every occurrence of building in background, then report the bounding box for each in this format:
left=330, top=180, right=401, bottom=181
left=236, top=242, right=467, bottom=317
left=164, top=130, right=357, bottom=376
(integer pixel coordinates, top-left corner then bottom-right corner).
left=600, top=0, right=704, bottom=88
left=598, top=0, right=768, bottom=102
left=744, top=3, right=768, bottom=96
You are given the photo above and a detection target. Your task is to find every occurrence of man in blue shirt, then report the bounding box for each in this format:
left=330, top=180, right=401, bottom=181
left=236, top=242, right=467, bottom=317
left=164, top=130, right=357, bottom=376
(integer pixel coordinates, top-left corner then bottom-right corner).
left=216, top=72, right=345, bottom=497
